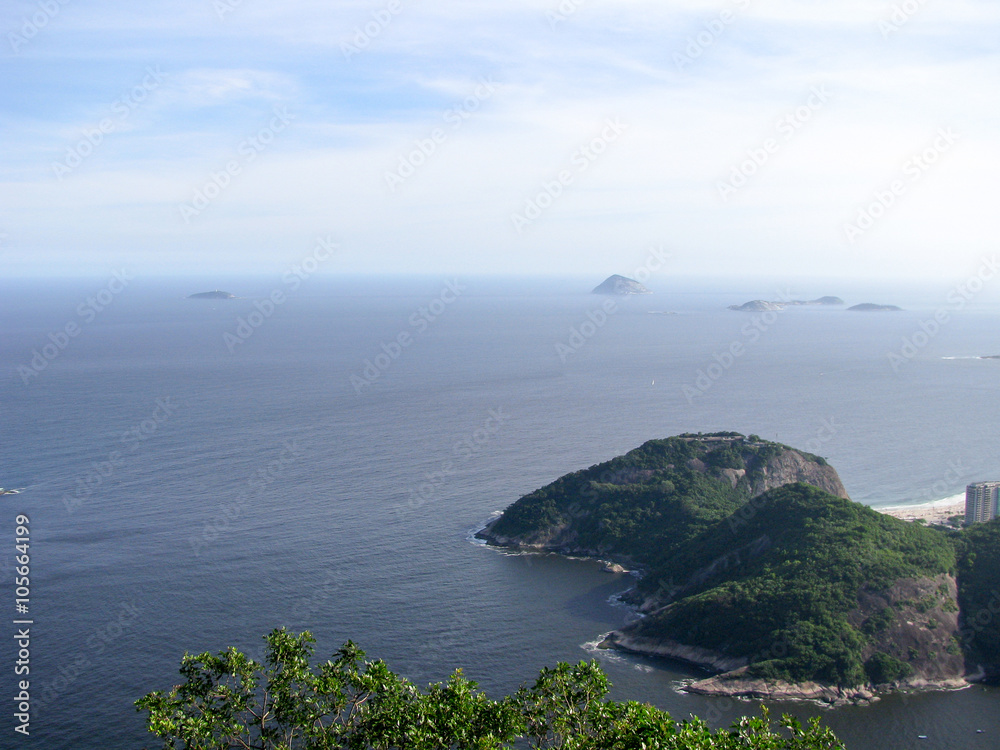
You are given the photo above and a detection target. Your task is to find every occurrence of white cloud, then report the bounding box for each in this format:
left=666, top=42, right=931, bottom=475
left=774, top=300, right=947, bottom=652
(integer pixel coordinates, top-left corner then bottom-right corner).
left=162, top=69, right=297, bottom=108
left=2, top=0, right=999, bottom=277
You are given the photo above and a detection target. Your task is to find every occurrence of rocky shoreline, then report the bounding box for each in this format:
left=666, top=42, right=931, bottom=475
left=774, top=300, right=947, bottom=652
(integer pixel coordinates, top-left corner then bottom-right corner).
left=683, top=669, right=969, bottom=706
left=597, top=632, right=747, bottom=673
left=597, top=631, right=971, bottom=706
left=476, top=524, right=642, bottom=575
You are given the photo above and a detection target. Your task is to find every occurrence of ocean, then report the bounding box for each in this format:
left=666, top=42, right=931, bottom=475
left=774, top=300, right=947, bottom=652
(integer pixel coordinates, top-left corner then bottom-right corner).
left=2, top=272, right=999, bottom=749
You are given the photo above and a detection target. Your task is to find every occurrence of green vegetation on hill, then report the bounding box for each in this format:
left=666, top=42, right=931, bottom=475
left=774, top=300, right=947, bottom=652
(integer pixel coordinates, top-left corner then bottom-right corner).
left=480, top=432, right=1000, bottom=692
left=137, top=628, right=846, bottom=749
left=957, top=518, right=1000, bottom=675
left=629, top=484, right=958, bottom=686
left=479, top=433, right=832, bottom=567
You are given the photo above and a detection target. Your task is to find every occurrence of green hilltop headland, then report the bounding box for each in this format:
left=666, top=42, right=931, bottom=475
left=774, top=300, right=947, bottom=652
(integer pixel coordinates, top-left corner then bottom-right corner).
left=477, top=432, right=1000, bottom=705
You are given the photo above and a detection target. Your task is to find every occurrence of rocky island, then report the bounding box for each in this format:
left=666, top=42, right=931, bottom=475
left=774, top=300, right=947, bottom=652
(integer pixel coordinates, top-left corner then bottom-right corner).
left=188, top=290, right=236, bottom=300
left=847, top=303, right=902, bottom=312
left=728, top=300, right=784, bottom=312
left=592, top=275, right=651, bottom=295
left=478, top=432, right=1000, bottom=704
left=729, top=297, right=843, bottom=312
left=798, top=296, right=845, bottom=306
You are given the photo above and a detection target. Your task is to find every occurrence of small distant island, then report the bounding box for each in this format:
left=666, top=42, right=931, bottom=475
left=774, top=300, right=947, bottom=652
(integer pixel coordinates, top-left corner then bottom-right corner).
left=592, top=275, right=651, bottom=295
left=728, top=300, right=784, bottom=312
left=188, top=290, right=236, bottom=300
left=847, top=303, right=902, bottom=312
left=729, top=296, right=843, bottom=312
left=798, top=296, right=845, bottom=306
left=478, top=432, right=1000, bottom=705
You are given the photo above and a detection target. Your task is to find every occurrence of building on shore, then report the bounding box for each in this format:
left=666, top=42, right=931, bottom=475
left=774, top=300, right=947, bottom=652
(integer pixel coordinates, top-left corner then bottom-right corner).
left=965, top=481, right=1000, bottom=525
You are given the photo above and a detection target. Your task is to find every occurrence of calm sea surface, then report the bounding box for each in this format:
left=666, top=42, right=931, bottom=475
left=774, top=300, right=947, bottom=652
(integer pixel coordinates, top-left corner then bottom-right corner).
left=1, top=274, right=999, bottom=749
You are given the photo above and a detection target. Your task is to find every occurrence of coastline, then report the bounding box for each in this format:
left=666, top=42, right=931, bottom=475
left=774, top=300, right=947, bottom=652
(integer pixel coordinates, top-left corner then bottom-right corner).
left=682, top=670, right=970, bottom=707
left=480, top=525, right=891, bottom=707
left=597, top=632, right=746, bottom=673
left=597, top=632, right=971, bottom=707
left=474, top=519, right=643, bottom=573
left=477, top=488, right=974, bottom=708
left=874, top=497, right=965, bottom=525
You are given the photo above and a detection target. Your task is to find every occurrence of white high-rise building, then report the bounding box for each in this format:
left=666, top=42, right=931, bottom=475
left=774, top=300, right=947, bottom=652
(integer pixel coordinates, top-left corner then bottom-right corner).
left=965, top=482, right=1000, bottom=525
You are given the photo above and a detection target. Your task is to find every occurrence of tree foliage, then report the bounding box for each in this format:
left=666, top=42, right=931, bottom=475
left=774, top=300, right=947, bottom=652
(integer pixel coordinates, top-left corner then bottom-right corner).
left=956, top=517, right=1000, bottom=671
left=627, top=483, right=958, bottom=686
left=137, top=629, right=845, bottom=750
left=482, top=435, right=795, bottom=564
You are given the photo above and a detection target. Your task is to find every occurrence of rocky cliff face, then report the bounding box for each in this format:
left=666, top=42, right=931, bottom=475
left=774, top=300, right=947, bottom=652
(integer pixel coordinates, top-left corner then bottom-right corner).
left=691, top=443, right=848, bottom=503
left=748, top=449, right=848, bottom=499
left=850, top=574, right=964, bottom=683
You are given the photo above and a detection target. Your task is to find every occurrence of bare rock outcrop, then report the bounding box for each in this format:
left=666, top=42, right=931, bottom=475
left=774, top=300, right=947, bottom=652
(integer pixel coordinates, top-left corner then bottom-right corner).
left=749, top=449, right=848, bottom=499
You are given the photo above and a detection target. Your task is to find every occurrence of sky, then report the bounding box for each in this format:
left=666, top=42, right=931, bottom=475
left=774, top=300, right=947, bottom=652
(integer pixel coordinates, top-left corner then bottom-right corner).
left=1, top=0, right=999, bottom=280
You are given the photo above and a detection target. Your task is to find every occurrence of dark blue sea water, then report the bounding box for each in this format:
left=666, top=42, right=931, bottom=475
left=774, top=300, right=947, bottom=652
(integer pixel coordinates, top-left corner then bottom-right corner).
left=2, top=273, right=999, bottom=749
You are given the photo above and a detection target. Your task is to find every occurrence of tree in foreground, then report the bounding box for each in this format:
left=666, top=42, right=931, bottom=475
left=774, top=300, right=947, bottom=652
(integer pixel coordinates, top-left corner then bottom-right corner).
left=136, top=628, right=846, bottom=749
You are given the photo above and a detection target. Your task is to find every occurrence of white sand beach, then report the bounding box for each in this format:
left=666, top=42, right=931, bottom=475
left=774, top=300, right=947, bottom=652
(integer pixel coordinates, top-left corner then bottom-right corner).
left=875, top=496, right=965, bottom=525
